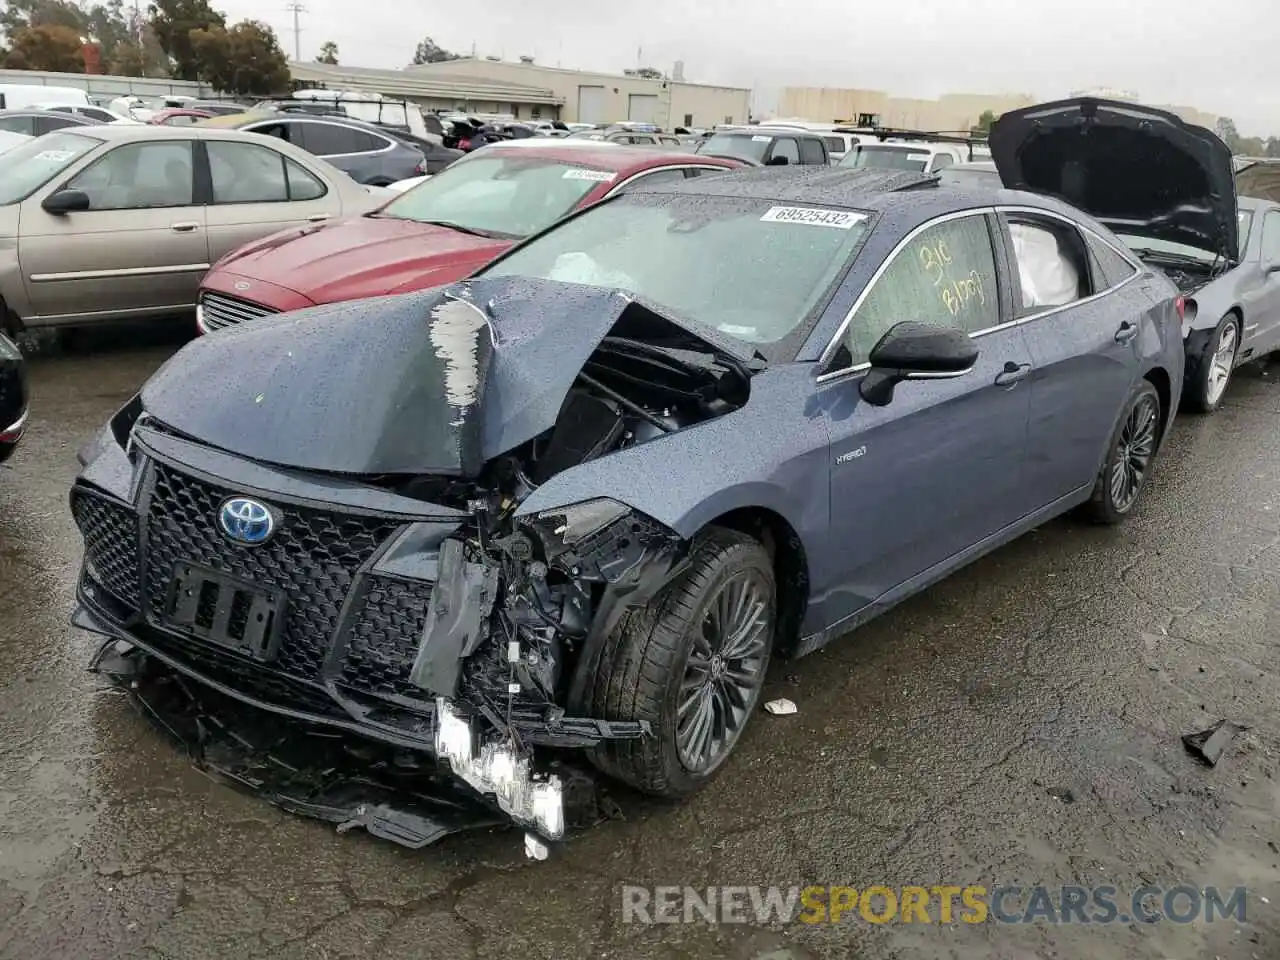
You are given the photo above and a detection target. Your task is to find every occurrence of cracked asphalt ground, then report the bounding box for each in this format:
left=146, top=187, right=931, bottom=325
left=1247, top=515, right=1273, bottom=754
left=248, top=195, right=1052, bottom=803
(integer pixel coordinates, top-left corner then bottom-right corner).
left=2, top=326, right=1279, bottom=960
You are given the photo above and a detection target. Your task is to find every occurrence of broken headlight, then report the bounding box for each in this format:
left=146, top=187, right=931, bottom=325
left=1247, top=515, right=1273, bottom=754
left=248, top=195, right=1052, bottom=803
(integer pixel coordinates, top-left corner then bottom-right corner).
left=433, top=699, right=565, bottom=839
left=535, top=498, right=631, bottom=547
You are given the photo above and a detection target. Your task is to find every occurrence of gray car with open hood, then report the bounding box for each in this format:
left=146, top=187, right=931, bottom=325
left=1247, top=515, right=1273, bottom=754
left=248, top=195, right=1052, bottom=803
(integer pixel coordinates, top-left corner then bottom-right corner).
left=990, top=97, right=1278, bottom=413
left=70, top=164, right=1184, bottom=854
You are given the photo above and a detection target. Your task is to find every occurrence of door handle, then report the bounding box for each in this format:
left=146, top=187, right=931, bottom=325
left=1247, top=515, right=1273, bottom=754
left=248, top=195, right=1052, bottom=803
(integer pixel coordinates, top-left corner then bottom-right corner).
left=1115, top=321, right=1138, bottom=343
left=169, top=221, right=199, bottom=233
left=994, top=361, right=1032, bottom=386
left=307, top=213, right=331, bottom=222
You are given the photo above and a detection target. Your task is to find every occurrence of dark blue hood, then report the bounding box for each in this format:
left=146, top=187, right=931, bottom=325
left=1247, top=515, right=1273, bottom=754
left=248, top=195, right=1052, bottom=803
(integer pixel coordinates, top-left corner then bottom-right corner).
left=140, top=277, right=747, bottom=477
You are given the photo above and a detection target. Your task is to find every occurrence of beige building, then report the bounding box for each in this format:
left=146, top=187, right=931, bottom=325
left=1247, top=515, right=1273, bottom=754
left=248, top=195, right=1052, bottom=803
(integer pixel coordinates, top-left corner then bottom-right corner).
left=406, top=58, right=751, bottom=128
left=777, top=85, right=1219, bottom=134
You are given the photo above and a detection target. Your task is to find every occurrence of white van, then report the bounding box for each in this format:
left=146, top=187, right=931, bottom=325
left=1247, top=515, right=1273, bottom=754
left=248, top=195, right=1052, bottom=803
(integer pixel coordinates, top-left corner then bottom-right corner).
left=0, top=83, right=90, bottom=111
left=843, top=141, right=970, bottom=173
left=757, top=120, right=876, bottom=164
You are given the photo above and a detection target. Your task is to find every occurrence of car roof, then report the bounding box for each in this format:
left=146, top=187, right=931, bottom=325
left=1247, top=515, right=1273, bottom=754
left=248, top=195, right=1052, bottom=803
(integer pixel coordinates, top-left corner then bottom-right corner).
left=0, top=108, right=95, bottom=120
left=709, top=128, right=827, bottom=141
left=479, top=140, right=737, bottom=172
left=627, top=166, right=937, bottom=203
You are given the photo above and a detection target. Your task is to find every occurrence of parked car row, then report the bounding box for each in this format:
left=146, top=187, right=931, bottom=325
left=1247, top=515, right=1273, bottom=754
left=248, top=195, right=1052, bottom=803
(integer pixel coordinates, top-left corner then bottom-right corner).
left=63, top=98, right=1268, bottom=855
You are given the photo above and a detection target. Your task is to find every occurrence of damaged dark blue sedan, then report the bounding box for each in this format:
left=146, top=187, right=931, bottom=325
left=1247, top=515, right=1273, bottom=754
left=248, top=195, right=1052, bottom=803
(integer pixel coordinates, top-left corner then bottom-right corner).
left=72, top=117, right=1200, bottom=851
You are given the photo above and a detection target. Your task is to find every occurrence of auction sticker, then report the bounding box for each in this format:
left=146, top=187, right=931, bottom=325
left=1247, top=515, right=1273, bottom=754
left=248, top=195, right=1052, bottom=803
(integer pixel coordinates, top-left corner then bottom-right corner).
left=760, top=206, right=867, bottom=229
left=907, top=153, right=930, bottom=161
left=563, top=168, right=616, bottom=182
left=752, top=135, right=772, bottom=142
left=35, top=150, right=77, bottom=162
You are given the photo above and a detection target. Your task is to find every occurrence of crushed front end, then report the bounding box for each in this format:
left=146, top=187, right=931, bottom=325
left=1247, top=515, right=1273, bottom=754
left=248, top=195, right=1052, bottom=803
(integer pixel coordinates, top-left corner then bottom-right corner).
left=71, top=279, right=756, bottom=852
left=72, top=424, right=689, bottom=849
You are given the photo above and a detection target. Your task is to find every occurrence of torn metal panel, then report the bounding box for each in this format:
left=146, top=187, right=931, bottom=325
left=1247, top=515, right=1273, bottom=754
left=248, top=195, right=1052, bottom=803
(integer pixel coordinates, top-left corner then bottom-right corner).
left=409, top=538, right=501, bottom=696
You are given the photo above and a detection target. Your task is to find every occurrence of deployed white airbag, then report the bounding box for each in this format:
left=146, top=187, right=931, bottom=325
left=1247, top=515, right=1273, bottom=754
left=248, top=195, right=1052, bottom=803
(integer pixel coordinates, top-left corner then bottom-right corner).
left=1008, top=222, right=1079, bottom=308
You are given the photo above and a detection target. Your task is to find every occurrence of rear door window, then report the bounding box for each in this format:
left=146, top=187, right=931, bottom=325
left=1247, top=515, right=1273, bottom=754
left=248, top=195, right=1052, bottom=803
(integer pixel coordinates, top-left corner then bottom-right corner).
left=296, top=122, right=385, bottom=156
left=799, top=138, right=826, bottom=164
left=1085, top=236, right=1139, bottom=289
left=769, top=138, right=800, bottom=165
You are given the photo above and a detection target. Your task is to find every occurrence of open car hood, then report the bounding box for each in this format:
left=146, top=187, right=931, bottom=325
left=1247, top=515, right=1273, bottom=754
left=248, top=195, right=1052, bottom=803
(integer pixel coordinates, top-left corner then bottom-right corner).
left=140, top=277, right=753, bottom=478
left=1236, top=161, right=1280, bottom=204
left=989, top=98, right=1238, bottom=261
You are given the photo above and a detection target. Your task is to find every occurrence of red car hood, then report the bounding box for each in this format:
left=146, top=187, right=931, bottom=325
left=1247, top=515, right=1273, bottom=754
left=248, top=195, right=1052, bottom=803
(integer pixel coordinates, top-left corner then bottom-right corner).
left=210, top=215, right=513, bottom=303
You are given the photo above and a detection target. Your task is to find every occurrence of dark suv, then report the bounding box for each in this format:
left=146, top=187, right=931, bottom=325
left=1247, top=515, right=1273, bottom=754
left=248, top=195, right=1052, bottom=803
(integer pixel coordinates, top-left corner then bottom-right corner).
left=210, top=113, right=429, bottom=186
left=695, top=128, right=829, bottom=166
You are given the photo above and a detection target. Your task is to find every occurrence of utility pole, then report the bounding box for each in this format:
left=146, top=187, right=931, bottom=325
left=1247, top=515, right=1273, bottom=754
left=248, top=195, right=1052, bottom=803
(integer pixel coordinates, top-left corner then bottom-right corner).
left=284, top=2, right=305, bottom=62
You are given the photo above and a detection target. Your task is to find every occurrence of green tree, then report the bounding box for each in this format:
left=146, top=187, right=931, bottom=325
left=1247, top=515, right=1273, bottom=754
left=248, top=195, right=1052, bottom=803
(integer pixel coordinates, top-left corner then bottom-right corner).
left=1215, top=116, right=1241, bottom=152
left=316, top=39, right=338, bottom=64
left=1265, top=137, right=1280, bottom=159
left=970, top=109, right=997, bottom=137
left=3, top=23, right=86, bottom=71
left=0, top=0, right=86, bottom=36
left=189, top=19, right=289, bottom=96
left=148, top=0, right=224, bottom=80
left=412, top=36, right=460, bottom=64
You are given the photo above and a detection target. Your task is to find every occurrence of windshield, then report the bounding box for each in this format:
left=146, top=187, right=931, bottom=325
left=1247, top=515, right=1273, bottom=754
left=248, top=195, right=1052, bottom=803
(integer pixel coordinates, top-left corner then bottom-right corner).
left=481, top=195, right=870, bottom=348
left=0, top=132, right=100, bottom=205
left=697, top=133, right=770, bottom=162
left=1116, top=232, right=1219, bottom=262
left=938, top=167, right=1000, bottom=187
left=1119, top=208, right=1252, bottom=261
left=842, top=145, right=930, bottom=172
left=1239, top=209, right=1255, bottom=250
left=377, top=154, right=610, bottom=238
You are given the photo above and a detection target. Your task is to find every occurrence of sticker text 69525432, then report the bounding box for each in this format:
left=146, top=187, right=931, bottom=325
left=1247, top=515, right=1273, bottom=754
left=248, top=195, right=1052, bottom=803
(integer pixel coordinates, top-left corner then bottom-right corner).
left=759, top=206, right=867, bottom=230
left=562, top=168, right=617, bottom=182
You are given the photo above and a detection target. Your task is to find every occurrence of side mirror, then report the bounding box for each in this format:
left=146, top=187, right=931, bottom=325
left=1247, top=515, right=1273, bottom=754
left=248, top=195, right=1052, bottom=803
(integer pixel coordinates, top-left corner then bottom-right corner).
left=859, top=321, right=979, bottom=406
left=766, top=155, right=790, bottom=166
left=42, top=189, right=90, bottom=215
left=1265, top=261, right=1280, bottom=276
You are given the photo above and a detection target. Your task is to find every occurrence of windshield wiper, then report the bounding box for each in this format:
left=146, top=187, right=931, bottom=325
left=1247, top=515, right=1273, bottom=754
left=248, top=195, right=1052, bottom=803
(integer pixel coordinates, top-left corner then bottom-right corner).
left=1128, top=247, right=1213, bottom=267
left=413, top=219, right=508, bottom=239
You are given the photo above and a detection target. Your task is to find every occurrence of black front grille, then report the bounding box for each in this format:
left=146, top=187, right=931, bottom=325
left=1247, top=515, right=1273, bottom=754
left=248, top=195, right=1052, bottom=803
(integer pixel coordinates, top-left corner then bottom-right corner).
left=143, top=462, right=404, bottom=683
left=199, top=292, right=279, bottom=331
left=71, top=489, right=141, bottom=610
left=338, top=576, right=434, bottom=703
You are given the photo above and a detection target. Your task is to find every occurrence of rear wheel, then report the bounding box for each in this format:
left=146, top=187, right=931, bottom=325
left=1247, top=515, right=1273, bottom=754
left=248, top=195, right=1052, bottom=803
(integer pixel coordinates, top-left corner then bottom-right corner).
left=586, top=528, right=775, bottom=798
left=1079, top=380, right=1162, bottom=525
left=1185, top=314, right=1239, bottom=413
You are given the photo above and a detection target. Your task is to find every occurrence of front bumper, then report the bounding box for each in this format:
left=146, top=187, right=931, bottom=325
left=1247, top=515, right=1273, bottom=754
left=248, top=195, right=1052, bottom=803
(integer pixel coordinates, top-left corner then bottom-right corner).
left=70, top=432, right=644, bottom=847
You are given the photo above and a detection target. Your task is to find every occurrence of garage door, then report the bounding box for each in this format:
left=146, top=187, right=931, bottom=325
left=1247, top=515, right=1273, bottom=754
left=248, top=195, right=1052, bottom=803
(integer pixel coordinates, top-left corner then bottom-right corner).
left=628, top=94, right=658, bottom=124
left=577, top=85, right=606, bottom=123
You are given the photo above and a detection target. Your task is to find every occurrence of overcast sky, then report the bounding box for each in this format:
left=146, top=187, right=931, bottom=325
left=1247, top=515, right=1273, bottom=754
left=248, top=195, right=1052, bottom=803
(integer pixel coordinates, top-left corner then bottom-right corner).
left=220, top=0, right=1279, bottom=137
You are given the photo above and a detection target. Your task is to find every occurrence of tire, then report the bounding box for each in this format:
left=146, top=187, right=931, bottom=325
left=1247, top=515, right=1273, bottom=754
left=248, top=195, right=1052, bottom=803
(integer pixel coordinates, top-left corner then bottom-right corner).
left=1184, top=313, right=1240, bottom=413
left=586, top=528, right=775, bottom=798
left=1078, top=379, right=1162, bottom=525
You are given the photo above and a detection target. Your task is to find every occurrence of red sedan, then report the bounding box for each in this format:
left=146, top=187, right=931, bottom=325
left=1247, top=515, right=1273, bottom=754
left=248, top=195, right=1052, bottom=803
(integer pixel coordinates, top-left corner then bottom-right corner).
left=196, top=141, right=741, bottom=332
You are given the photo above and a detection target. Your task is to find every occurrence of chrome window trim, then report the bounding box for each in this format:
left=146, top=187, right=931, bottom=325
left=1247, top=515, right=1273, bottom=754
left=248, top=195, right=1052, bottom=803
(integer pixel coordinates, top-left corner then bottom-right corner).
left=815, top=204, right=1146, bottom=386
left=603, top=163, right=732, bottom=197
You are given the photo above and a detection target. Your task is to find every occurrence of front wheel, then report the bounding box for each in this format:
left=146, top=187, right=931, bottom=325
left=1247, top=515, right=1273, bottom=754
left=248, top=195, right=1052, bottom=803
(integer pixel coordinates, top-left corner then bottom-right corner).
left=1184, top=314, right=1239, bottom=413
left=586, top=528, right=775, bottom=798
left=1079, top=380, right=1162, bottom=525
